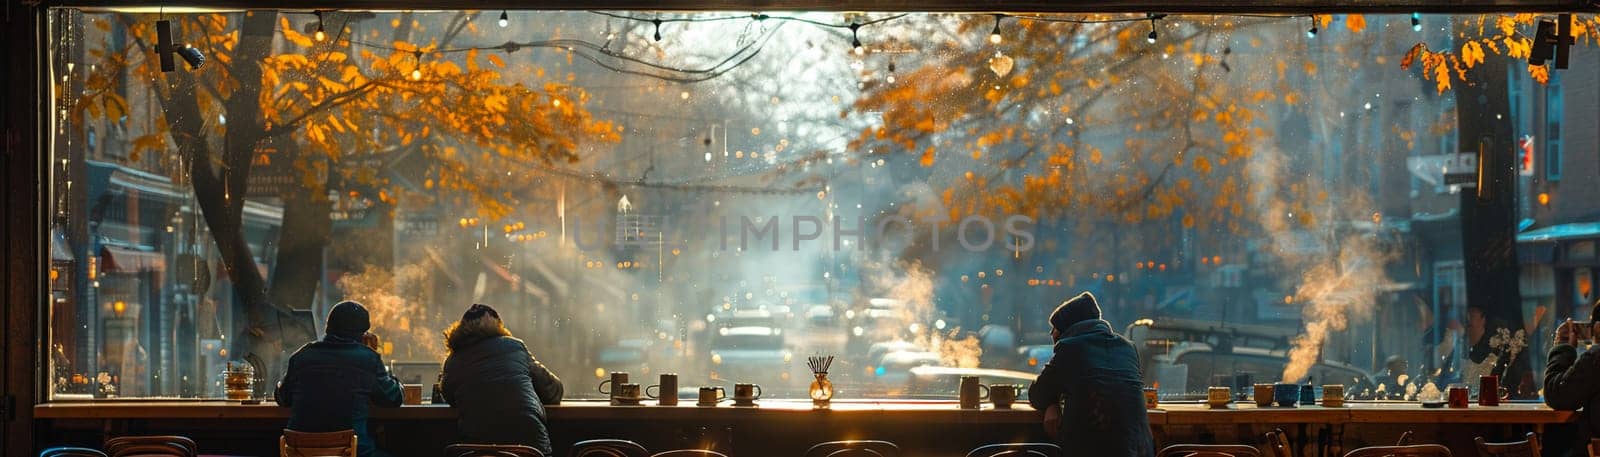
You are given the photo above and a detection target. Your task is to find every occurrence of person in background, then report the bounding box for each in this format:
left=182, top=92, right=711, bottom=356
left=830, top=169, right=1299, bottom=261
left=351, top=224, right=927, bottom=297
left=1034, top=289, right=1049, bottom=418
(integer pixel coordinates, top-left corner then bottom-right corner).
left=1029, top=292, right=1154, bottom=457
left=1372, top=356, right=1409, bottom=400
left=1544, top=300, right=1600, bottom=456
left=276, top=301, right=403, bottom=457
left=439, top=304, right=563, bottom=456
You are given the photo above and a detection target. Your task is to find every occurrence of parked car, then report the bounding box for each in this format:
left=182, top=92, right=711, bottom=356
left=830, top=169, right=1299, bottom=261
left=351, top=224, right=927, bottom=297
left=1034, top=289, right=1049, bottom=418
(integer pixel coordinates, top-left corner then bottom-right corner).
left=709, top=326, right=797, bottom=392
left=805, top=304, right=837, bottom=327
left=1014, top=344, right=1055, bottom=373
left=904, top=366, right=1038, bottom=400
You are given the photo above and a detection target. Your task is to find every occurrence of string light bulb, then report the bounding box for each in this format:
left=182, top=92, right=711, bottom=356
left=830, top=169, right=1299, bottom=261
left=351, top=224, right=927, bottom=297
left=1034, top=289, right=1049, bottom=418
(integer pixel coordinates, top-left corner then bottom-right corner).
left=886, top=60, right=896, bottom=84
left=1411, top=12, right=1422, bottom=31
left=410, top=51, right=423, bottom=81
left=989, top=14, right=1004, bottom=45
left=498, top=10, right=509, bottom=28
left=652, top=18, right=662, bottom=41
left=1146, top=13, right=1161, bottom=44
left=849, top=22, right=863, bottom=55
left=1307, top=16, right=1318, bottom=38
left=314, top=11, right=326, bottom=42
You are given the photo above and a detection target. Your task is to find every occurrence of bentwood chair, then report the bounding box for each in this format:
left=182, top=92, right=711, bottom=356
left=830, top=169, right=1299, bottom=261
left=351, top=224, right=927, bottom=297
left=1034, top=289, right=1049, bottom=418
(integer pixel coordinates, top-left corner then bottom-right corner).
left=1340, top=444, right=1452, bottom=457
left=980, top=452, right=1050, bottom=457
left=1158, top=444, right=1263, bottom=457
left=570, top=439, right=650, bottom=457
left=648, top=451, right=728, bottom=457
left=1589, top=438, right=1600, bottom=457
left=1263, top=429, right=1293, bottom=457
left=966, top=443, right=1064, bottom=457
left=1474, top=432, right=1541, bottom=457
left=822, top=450, right=883, bottom=457
left=804, top=440, right=900, bottom=457
left=1395, top=431, right=1415, bottom=446
left=105, top=435, right=197, bottom=457
left=446, top=444, right=545, bottom=457
left=280, top=429, right=358, bottom=457
left=39, top=447, right=110, bottom=457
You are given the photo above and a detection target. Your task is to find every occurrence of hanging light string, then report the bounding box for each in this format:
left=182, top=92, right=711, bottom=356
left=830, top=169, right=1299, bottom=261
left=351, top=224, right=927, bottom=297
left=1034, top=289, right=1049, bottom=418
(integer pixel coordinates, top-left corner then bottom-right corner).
left=303, top=11, right=1318, bottom=83
left=344, top=24, right=779, bottom=84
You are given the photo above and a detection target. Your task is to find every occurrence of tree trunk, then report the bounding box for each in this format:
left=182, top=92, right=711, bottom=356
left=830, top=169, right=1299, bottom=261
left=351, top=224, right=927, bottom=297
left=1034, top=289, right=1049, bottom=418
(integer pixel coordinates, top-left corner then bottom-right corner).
left=156, top=10, right=314, bottom=392
left=1451, top=22, right=1526, bottom=396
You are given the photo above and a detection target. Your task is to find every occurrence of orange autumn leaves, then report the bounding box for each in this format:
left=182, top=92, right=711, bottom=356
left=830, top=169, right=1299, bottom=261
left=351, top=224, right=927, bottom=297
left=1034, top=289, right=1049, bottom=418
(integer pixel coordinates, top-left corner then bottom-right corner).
left=1402, top=14, right=1600, bottom=93
left=79, top=13, right=617, bottom=221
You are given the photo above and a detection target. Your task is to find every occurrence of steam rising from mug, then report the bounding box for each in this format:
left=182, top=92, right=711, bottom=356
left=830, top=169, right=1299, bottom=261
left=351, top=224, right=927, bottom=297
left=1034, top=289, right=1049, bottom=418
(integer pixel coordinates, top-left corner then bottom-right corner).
left=1247, top=140, right=1396, bottom=383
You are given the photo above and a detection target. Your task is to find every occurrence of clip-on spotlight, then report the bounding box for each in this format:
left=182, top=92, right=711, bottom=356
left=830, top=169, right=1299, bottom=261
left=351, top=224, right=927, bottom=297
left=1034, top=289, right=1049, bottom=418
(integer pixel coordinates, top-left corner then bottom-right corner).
left=155, top=20, right=205, bottom=72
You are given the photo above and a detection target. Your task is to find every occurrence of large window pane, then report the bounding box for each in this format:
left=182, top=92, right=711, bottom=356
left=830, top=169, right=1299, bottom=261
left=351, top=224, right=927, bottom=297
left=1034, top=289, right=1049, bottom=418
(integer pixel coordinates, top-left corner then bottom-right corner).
left=45, top=10, right=1600, bottom=400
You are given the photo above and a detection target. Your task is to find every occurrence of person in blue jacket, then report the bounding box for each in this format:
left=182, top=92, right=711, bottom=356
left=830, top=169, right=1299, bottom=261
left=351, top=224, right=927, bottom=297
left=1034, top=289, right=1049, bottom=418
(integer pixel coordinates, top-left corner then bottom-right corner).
left=276, top=301, right=403, bottom=457
left=1028, top=292, right=1155, bottom=457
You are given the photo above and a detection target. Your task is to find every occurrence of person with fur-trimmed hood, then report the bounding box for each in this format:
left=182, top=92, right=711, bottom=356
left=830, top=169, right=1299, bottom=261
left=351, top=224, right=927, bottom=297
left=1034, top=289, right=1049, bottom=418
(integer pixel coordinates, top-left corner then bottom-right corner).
left=1028, top=292, right=1155, bottom=457
left=439, top=304, right=563, bottom=456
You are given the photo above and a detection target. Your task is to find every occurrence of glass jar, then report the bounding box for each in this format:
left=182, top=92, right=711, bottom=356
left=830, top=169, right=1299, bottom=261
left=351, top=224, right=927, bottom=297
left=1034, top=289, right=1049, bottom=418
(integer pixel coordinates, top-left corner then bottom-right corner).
left=809, top=373, right=834, bottom=407
left=224, top=361, right=255, bottom=401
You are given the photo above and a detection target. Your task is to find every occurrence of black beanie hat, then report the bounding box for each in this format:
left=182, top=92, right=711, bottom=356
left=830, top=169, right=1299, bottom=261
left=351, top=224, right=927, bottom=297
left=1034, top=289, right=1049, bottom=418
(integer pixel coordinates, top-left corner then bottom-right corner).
left=326, top=300, right=371, bottom=340
left=1049, top=292, right=1102, bottom=334
left=462, top=303, right=500, bottom=321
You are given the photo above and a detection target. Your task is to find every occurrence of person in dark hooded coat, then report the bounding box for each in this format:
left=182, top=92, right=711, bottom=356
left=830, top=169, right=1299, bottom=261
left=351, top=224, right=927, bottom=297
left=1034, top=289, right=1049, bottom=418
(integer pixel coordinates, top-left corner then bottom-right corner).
left=276, top=300, right=404, bottom=457
left=439, top=304, right=564, bottom=456
left=1028, top=292, right=1154, bottom=457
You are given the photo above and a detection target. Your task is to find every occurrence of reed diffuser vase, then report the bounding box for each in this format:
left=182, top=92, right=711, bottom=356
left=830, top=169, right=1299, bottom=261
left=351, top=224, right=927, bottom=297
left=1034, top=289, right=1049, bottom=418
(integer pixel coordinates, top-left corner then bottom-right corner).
left=807, top=355, right=835, bottom=408
left=810, top=373, right=834, bottom=407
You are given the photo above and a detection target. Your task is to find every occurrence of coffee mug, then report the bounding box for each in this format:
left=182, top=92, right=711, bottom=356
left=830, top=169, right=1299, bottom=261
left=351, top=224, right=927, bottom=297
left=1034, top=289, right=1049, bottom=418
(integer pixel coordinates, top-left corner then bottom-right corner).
left=990, top=384, right=1021, bottom=409
left=733, top=383, right=762, bottom=404
left=1298, top=384, right=1318, bottom=406
left=959, top=376, right=990, bottom=410
left=648, top=373, right=679, bottom=406
left=616, top=383, right=642, bottom=402
left=1144, top=387, right=1159, bottom=409
left=1207, top=386, right=1232, bottom=407
left=1273, top=383, right=1300, bottom=407
left=698, top=386, right=726, bottom=407
left=1322, top=384, right=1345, bottom=407
left=402, top=384, right=423, bottom=405
left=598, top=372, right=629, bottom=395
left=1253, top=384, right=1274, bottom=407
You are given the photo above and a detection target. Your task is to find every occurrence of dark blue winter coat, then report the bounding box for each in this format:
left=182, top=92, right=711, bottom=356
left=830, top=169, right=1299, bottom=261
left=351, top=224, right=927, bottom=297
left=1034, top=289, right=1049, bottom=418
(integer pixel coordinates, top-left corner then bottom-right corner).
left=275, top=335, right=404, bottom=457
left=440, top=329, right=563, bottom=456
left=1028, top=319, right=1155, bottom=457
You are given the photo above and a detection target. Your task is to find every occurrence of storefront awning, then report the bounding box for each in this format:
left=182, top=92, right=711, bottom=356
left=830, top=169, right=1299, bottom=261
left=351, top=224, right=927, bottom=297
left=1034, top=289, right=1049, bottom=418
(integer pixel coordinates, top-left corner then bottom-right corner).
left=1517, top=222, right=1600, bottom=243
left=99, top=245, right=164, bottom=273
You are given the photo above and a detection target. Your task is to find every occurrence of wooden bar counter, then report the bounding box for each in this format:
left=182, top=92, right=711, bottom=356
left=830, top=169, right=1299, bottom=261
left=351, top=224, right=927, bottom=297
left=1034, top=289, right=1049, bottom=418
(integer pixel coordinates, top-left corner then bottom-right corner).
left=33, top=400, right=1575, bottom=457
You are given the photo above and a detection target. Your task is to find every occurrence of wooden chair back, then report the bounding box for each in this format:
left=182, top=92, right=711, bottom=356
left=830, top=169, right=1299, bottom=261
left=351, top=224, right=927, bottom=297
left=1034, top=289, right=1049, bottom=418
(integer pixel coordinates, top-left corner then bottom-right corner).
left=824, top=450, right=883, bottom=457
left=1474, top=433, right=1540, bottom=457
left=804, top=440, right=900, bottom=457
left=570, top=439, right=650, bottom=457
left=1340, top=444, right=1452, bottom=457
left=649, top=451, right=728, bottom=457
left=982, top=452, right=1049, bottom=457
left=1395, top=431, right=1414, bottom=446
left=1588, top=438, right=1600, bottom=457
left=279, top=429, right=357, bottom=457
left=105, top=436, right=196, bottom=457
left=446, top=444, right=544, bottom=457
left=1264, top=429, right=1293, bottom=457
left=40, top=447, right=110, bottom=457
left=1159, top=444, right=1263, bottom=457
left=966, top=443, right=1064, bottom=457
